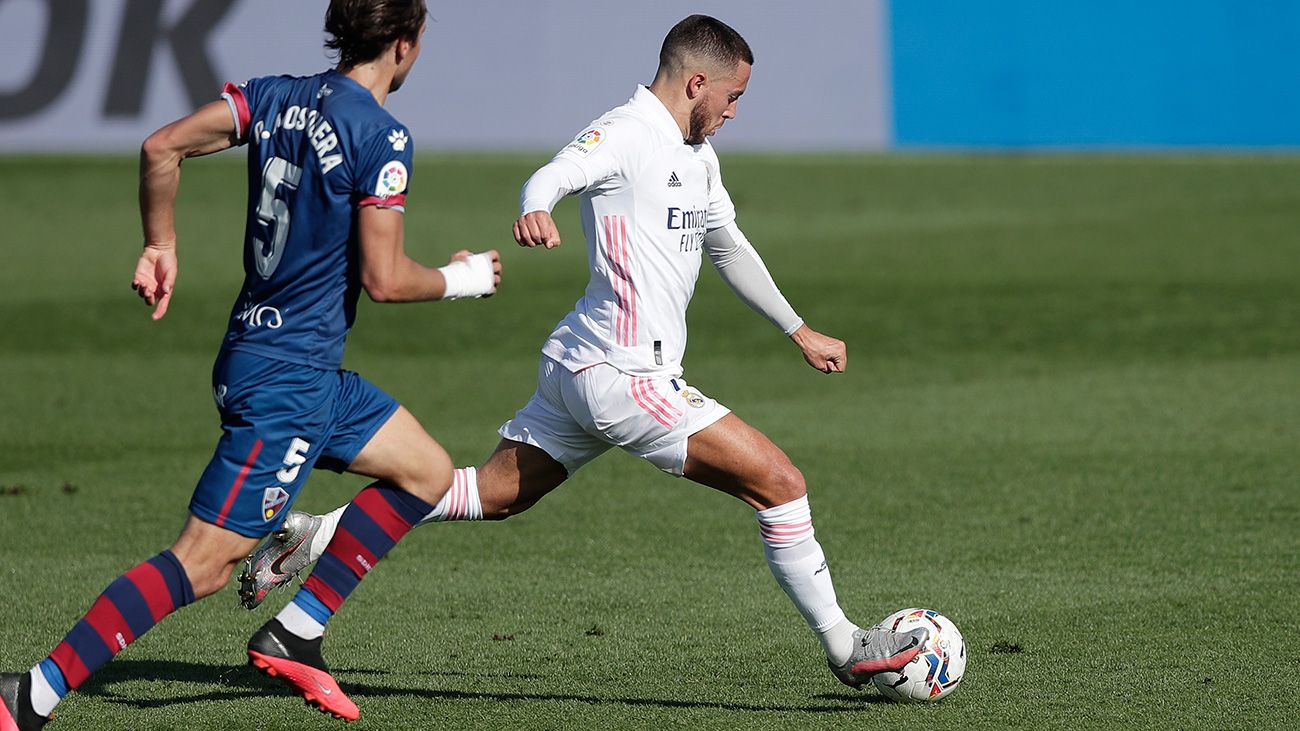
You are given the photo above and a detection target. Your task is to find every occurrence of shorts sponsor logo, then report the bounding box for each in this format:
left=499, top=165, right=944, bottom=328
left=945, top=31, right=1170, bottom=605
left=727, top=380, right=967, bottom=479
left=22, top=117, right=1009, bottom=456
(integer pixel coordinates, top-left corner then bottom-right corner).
left=376, top=161, right=408, bottom=195
left=213, top=384, right=227, bottom=409
left=262, top=487, right=290, bottom=522
left=679, top=389, right=706, bottom=408
left=566, top=128, right=604, bottom=155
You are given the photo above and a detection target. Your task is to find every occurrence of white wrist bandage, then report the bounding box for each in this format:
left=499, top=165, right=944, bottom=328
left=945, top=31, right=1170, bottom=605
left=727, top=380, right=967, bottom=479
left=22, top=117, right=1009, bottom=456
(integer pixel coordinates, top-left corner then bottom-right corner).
left=438, top=253, right=496, bottom=300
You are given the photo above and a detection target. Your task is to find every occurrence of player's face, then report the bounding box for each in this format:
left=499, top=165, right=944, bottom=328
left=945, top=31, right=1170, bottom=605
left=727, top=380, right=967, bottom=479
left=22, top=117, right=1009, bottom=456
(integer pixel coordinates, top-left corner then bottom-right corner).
left=686, top=61, right=751, bottom=144
left=390, top=21, right=426, bottom=93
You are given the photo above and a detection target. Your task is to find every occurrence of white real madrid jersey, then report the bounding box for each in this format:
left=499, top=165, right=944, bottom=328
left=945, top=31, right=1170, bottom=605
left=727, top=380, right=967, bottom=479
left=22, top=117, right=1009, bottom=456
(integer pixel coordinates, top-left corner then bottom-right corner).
left=538, top=86, right=737, bottom=378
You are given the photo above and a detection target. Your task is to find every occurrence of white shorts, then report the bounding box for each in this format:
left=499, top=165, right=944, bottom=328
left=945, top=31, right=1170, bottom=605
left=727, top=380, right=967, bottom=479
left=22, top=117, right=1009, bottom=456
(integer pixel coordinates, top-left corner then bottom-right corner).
left=499, top=356, right=731, bottom=476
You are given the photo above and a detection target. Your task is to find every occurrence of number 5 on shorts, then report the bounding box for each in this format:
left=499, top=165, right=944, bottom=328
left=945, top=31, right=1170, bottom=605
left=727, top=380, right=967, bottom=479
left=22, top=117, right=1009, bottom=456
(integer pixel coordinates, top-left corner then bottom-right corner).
left=276, top=438, right=312, bottom=484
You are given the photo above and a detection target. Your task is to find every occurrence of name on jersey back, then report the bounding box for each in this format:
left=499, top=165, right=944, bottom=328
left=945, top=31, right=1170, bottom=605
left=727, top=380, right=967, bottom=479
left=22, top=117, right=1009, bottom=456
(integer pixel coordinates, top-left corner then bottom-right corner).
left=251, top=105, right=344, bottom=174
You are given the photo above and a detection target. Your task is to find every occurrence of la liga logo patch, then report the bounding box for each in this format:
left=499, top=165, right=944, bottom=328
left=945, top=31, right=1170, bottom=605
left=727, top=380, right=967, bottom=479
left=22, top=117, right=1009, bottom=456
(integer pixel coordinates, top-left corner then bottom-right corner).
left=566, top=127, right=605, bottom=155
left=376, top=160, right=408, bottom=196
left=262, top=487, right=290, bottom=522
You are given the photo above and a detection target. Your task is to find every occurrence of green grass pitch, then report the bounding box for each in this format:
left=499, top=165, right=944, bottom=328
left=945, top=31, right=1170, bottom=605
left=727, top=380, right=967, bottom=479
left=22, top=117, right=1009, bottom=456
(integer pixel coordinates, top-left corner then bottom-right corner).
left=0, top=153, right=1297, bottom=729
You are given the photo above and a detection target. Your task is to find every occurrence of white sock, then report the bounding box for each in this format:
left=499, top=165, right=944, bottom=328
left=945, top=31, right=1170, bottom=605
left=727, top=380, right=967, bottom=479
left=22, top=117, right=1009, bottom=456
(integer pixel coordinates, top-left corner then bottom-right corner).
left=308, top=505, right=347, bottom=564
left=303, top=468, right=480, bottom=564
left=417, top=467, right=483, bottom=526
left=275, top=599, right=325, bottom=640
left=27, top=667, right=59, bottom=718
left=756, top=496, right=853, bottom=665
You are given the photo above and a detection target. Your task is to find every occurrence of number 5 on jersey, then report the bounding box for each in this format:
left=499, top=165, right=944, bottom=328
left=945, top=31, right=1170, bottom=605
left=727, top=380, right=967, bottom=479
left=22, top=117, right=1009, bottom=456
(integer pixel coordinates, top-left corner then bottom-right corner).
left=254, top=156, right=303, bottom=279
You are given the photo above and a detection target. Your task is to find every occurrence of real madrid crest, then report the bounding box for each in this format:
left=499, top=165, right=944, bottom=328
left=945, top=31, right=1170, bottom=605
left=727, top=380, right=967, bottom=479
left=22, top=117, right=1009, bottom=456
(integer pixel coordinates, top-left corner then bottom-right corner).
left=680, top=389, right=706, bottom=408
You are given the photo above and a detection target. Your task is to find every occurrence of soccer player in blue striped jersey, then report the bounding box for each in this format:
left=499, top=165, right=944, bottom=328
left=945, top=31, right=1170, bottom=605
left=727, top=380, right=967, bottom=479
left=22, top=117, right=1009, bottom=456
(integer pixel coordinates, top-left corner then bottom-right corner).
left=0, top=1, right=498, bottom=727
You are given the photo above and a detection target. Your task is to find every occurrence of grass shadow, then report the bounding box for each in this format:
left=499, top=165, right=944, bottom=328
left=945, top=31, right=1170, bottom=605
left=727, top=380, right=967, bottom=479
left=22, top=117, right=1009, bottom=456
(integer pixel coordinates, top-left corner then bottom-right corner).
left=77, top=659, right=885, bottom=714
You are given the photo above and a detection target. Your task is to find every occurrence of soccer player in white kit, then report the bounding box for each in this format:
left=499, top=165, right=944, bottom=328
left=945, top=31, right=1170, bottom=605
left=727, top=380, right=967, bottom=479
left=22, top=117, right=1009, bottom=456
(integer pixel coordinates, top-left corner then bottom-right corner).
left=242, top=14, right=927, bottom=689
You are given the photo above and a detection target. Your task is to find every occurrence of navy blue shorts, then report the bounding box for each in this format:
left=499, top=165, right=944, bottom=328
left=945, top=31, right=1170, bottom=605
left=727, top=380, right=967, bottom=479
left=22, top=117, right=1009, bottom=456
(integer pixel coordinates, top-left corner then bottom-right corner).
left=189, top=350, right=399, bottom=538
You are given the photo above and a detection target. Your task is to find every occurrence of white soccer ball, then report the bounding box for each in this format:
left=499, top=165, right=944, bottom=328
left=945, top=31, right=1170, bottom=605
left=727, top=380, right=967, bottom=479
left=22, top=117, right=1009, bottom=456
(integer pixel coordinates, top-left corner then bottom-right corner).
left=870, top=608, right=966, bottom=702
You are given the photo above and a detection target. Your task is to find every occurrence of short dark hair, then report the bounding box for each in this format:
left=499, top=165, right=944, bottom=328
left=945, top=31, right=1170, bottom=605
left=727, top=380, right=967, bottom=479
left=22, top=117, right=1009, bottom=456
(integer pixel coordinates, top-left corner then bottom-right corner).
left=324, top=0, right=427, bottom=68
left=658, top=15, right=753, bottom=76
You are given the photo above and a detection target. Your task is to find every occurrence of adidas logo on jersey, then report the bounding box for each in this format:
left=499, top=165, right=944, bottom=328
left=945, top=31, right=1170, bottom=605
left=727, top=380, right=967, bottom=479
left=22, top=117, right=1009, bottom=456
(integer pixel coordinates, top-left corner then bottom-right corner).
left=667, top=171, right=682, bottom=187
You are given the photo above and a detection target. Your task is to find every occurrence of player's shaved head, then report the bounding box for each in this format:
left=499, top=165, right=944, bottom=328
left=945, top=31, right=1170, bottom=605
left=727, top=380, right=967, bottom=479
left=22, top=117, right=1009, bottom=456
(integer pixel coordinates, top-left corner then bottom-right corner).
left=325, top=0, right=428, bottom=68
left=658, top=14, right=754, bottom=80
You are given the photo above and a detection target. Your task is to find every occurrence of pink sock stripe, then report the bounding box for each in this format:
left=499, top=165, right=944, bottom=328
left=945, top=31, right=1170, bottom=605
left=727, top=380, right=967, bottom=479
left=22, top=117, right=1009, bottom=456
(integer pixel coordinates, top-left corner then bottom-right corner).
left=632, top=377, right=675, bottom=428
left=454, top=470, right=469, bottom=519
left=758, top=520, right=815, bottom=545
left=446, top=470, right=461, bottom=519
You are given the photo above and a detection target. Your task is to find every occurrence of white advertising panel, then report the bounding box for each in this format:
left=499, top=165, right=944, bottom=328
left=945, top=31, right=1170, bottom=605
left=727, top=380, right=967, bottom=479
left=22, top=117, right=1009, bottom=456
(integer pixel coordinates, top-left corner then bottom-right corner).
left=0, top=0, right=889, bottom=151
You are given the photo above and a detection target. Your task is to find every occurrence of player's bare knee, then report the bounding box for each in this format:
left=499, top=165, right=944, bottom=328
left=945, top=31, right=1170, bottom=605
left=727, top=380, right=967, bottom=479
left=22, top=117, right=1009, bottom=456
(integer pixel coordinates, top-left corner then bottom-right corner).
left=393, top=457, right=453, bottom=505
left=761, top=462, right=807, bottom=508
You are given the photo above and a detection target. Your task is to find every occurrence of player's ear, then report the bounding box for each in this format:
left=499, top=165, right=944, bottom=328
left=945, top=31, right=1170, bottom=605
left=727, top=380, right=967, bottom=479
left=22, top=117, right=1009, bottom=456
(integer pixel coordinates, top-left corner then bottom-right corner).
left=686, top=72, right=707, bottom=100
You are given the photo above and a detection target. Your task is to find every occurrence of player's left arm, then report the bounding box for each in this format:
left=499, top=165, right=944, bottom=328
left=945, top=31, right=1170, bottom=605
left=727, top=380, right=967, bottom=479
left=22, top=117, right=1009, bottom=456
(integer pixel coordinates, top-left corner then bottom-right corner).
left=704, top=222, right=847, bottom=374
left=133, top=100, right=240, bottom=319
left=357, top=206, right=500, bottom=303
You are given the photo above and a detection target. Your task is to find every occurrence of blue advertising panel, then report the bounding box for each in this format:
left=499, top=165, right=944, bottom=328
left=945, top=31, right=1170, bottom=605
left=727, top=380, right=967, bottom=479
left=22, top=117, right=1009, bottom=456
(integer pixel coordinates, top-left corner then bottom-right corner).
left=890, top=0, right=1300, bottom=147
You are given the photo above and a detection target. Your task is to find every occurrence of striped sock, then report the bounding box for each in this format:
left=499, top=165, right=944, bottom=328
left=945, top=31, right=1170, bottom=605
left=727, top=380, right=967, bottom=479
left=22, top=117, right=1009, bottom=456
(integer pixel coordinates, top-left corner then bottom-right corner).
left=277, top=483, right=433, bottom=640
left=35, top=550, right=194, bottom=713
left=756, top=496, right=852, bottom=663
left=417, top=467, right=482, bottom=525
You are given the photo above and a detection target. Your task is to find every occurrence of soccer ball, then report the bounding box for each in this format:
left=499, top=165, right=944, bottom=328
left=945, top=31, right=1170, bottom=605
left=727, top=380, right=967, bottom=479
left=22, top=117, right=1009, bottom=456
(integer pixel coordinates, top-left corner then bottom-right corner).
left=870, top=608, right=966, bottom=702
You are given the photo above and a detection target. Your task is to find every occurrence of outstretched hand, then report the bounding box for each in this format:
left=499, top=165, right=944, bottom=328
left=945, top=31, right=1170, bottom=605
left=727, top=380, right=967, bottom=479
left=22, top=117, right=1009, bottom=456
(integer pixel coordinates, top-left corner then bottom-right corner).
left=513, top=211, right=561, bottom=249
left=447, top=248, right=502, bottom=295
left=791, top=325, right=847, bottom=374
left=131, top=243, right=178, bottom=320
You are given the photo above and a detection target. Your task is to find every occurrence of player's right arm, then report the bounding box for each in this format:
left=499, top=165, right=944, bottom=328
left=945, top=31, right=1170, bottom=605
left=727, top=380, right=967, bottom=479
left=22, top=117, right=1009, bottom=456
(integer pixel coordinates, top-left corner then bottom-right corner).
left=513, top=158, right=586, bottom=249
left=513, top=121, right=630, bottom=249
left=134, top=100, right=241, bottom=320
